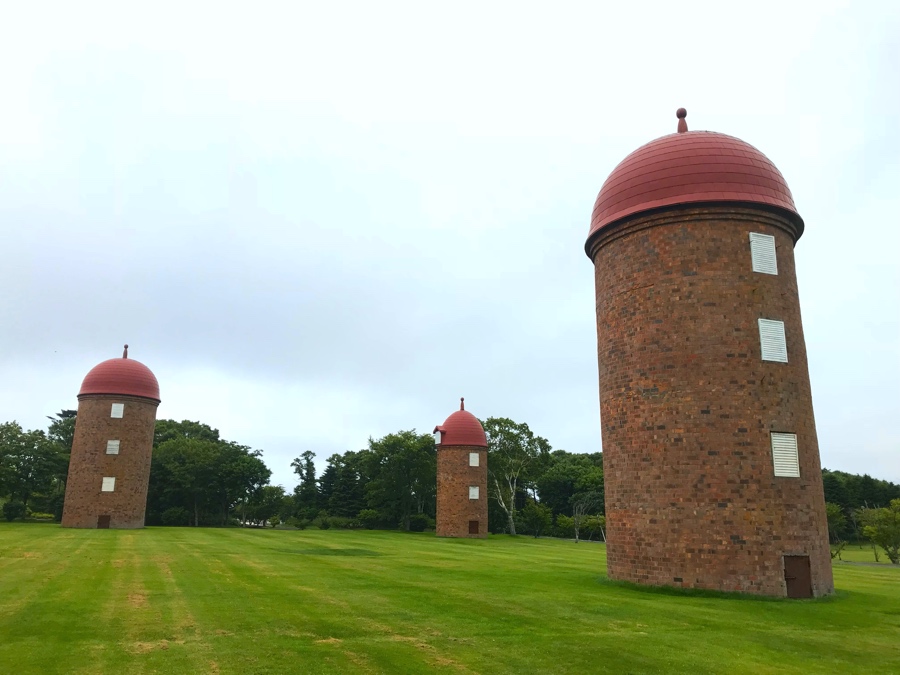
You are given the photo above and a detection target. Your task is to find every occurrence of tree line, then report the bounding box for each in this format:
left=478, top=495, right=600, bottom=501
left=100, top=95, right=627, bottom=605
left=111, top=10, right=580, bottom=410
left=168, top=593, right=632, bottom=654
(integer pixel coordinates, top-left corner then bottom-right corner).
left=1, top=413, right=898, bottom=558
left=822, top=468, right=900, bottom=564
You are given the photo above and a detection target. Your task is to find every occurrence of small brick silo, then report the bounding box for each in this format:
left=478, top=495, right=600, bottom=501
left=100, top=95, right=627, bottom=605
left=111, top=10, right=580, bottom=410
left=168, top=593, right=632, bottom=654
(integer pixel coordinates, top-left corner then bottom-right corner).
left=434, top=398, right=488, bottom=538
left=62, top=345, right=161, bottom=529
left=585, top=110, right=833, bottom=597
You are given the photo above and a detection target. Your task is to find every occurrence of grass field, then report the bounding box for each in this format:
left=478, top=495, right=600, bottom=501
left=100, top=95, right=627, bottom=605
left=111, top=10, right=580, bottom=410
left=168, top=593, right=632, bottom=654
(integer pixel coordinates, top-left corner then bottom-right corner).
left=1, top=525, right=898, bottom=674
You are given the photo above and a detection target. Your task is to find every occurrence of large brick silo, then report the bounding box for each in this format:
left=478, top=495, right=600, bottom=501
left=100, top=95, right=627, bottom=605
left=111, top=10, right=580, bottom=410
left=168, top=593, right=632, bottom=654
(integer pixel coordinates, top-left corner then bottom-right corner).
left=434, top=398, right=488, bottom=538
left=585, top=110, right=833, bottom=597
left=62, top=346, right=160, bottom=529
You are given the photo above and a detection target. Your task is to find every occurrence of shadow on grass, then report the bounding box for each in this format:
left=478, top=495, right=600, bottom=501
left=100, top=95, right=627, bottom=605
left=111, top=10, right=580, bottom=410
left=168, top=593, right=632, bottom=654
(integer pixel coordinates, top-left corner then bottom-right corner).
left=597, top=577, right=846, bottom=603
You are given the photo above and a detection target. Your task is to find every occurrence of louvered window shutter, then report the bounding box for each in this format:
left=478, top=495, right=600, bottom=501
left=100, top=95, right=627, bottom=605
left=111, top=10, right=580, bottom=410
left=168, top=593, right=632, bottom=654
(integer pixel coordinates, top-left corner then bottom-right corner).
left=750, top=232, right=778, bottom=275
left=771, top=433, right=800, bottom=477
left=758, top=319, right=788, bottom=362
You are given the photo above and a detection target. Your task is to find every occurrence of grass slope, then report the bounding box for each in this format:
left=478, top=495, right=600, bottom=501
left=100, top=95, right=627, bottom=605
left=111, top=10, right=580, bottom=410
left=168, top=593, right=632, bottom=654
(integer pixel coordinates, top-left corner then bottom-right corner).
left=0, top=525, right=898, bottom=674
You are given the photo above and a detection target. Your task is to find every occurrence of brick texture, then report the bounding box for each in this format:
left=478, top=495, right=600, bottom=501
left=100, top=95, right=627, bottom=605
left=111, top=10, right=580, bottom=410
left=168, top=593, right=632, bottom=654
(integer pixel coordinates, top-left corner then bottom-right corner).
left=62, top=394, right=159, bottom=529
left=436, top=445, right=488, bottom=538
left=589, top=205, right=833, bottom=597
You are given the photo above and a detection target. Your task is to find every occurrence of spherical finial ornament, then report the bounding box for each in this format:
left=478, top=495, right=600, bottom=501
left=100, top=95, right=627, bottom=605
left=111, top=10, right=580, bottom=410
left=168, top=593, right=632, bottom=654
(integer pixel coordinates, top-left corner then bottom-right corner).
left=123, top=344, right=129, bottom=358
left=676, top=108, right=688, bottom=133
left=676, top=108, right=687, bottom=119
left=460, top=397, right=465, bottom=411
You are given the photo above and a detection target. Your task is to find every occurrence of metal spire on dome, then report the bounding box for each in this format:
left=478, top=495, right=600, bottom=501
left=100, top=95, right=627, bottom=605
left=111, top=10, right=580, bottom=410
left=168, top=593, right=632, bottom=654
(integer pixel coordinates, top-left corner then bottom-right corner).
left=676, top=108, right=688, bottom=133
left=123, top=344, right=129, bottom=359
left=460, top=397, right=465, bottom=411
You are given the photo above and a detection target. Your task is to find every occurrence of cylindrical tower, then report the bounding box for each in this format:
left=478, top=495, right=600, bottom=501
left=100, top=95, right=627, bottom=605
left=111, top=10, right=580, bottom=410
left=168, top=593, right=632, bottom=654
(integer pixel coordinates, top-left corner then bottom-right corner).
left=585, top=111, right=832, bottom=597
left=434, top=398, right=488, bottom=538
left=62, top=345, right=161, bottom=529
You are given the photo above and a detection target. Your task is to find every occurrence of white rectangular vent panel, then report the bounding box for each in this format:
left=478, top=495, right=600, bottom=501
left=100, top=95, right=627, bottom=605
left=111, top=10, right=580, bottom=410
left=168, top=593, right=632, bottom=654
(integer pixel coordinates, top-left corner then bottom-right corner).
left=750, top=232, right=778, bottom=275
left=758, top=319, right=788, bottom=362
left=101, top=476, right=116, bottom=492
left=771, top=433, right=800, bottom=477
left=106, top=440, right=120, bottom=455
left=469, top=486, right=479, bottom=500
left=110, top=403, right=124, bottom=418
left=469, top=452, right=480, bottom=467
left=433, top=431, right=442, bottom=445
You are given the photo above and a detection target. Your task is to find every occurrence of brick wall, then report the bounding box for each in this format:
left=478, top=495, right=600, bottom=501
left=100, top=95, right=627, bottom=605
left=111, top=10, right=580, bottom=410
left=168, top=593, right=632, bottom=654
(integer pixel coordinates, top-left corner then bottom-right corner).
left=436, top=445, right=488, bottom=538
left=589, top=205, right=833, bottom=596
left=61, top=394, right=159, bottom=529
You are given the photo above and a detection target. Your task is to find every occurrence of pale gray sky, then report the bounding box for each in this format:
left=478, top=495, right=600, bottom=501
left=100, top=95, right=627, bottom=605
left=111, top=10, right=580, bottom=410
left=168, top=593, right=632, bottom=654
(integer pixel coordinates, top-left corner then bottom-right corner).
left=1, top=1, right=898, bottom=488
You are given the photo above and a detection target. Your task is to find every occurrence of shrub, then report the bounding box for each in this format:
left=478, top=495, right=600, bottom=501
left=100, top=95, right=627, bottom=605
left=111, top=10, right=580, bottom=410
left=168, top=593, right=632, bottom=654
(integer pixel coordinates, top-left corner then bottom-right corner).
left=326, top=516, right=357, bottom=529
left=3, top=501, right=26, bottom=522
left=518, top=501, right=552, bottom=538
left=27, top=512, right=55, bottom=521
left=161, top=507, right=190, bottom=526
left=555, top=515, right=575, bottom=539
left=314, top=516, right=331, bottom=530
left=408, top=513, right=431, bottom=532
left=358, top=509, right=379, bottom=530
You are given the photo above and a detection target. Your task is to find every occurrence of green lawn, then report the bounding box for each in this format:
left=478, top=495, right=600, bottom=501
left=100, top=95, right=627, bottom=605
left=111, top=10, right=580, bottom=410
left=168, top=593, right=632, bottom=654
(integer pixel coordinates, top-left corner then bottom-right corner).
left=1, top=525, right=898, bottom=674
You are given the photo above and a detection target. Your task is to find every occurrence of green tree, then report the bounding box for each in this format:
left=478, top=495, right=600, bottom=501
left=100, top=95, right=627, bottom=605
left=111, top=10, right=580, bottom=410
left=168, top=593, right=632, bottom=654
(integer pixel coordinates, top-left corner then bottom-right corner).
left=291, top=450, right=319, bottom=517
left=154, top=419, right=220, bottom=447
left=483, top=418, right=551, bottom=535
left=536, top=451, right=604, bottom=518
left=822, top=470, right=851, bottom=511
left=328, top=452, right=367, bottom=518
left=570, top=490, right=602, bottom=543
left=149, top=434, right=270, bottom=527
left=825, top=502, right=848, bottom=560
left=582, top=514, right=607, bottom=541
left=860, top=500, right=900, bottom=564
left=518, top=500, right=552, bottom=538
left=248, top=485, right=287, bottom=527
left=363, top=431, right=436, bottom=530
left=0, top=422, right=66, bottom=511
left=152, top=438, right=219, bottom=526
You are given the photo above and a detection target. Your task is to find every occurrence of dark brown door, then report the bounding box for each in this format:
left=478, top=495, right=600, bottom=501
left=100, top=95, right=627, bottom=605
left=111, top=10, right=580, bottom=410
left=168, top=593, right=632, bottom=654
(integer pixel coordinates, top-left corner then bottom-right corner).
left=97, top=515, right=111, bottom=529
left=783, top=555, right=812, bottom=598
left=468, top=520, right=479, bottom=535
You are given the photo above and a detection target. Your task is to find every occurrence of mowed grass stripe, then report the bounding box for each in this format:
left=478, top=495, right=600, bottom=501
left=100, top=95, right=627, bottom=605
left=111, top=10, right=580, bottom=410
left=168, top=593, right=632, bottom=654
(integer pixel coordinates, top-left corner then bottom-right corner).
left=161, top=530, right=427, bottom=673
left=1, top=525, right=899, bottom=674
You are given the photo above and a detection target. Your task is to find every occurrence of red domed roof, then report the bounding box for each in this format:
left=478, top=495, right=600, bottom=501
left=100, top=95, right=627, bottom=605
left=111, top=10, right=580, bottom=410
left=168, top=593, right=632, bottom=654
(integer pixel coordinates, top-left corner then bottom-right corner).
left=78, top=347, right=160, bottom=402
left=434, top=398, right=487, bottom=448
left=587, top=118, right=803, bottom=251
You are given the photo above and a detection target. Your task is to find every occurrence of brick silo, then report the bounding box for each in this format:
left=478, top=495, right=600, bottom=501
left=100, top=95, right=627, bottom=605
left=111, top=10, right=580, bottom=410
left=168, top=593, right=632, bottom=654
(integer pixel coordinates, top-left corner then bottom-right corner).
left=434, top=398, right=488, bottom=538
left=585, top=110, right=833, bottom=597
left=62, top=345, right=161, bottom=529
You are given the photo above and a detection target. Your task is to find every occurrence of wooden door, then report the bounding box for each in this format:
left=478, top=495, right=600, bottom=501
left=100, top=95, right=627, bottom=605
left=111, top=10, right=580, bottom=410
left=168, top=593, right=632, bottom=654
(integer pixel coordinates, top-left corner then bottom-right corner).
left=468, top=520, right=479, bottom=535
left=783, top=555, right=812, bottom=598
left=97, top=515, right=111, bottom=529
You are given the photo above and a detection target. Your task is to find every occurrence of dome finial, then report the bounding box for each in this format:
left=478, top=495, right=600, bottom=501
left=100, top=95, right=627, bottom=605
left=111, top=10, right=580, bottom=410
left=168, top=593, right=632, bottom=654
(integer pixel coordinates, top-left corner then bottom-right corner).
left=123, top=344, right=129, bottom=359
left=460, top=397, right=465, bottom=411
left=676, top=108, right=688, bottom=133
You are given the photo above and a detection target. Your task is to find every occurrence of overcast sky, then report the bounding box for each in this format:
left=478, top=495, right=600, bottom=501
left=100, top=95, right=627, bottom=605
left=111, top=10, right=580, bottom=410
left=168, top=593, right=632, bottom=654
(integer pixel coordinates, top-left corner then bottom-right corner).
left=1, top=1, right=898, bottom=488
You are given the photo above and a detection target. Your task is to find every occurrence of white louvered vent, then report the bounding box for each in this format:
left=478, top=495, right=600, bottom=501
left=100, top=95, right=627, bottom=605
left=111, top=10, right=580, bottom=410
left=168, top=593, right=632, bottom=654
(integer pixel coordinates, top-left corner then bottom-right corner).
left=101, top=476, right=116, bottom=492
left=433, top=431, right=442, bottom=445
left=106, top=440, right=120, bottom=455
left=771, top=433, right=800, bottom=477
left=758, top=319, right=788, bottom=362
left=469, top=486, right=479, bottom=500
left=469, top=452, right=480, bottom=467
left=750, top=232, right=778, bottom=275
left=110, top=403, right=124, bottom=418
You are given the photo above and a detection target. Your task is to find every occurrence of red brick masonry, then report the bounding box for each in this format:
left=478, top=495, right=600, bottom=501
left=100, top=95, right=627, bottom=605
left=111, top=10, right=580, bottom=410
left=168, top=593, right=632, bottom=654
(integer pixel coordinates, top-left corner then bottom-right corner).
left=589, top=205, right=833, bottom=596
left=436, top=445, right=488, bottom=538
left=62, top=394, right=159, bottom=529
